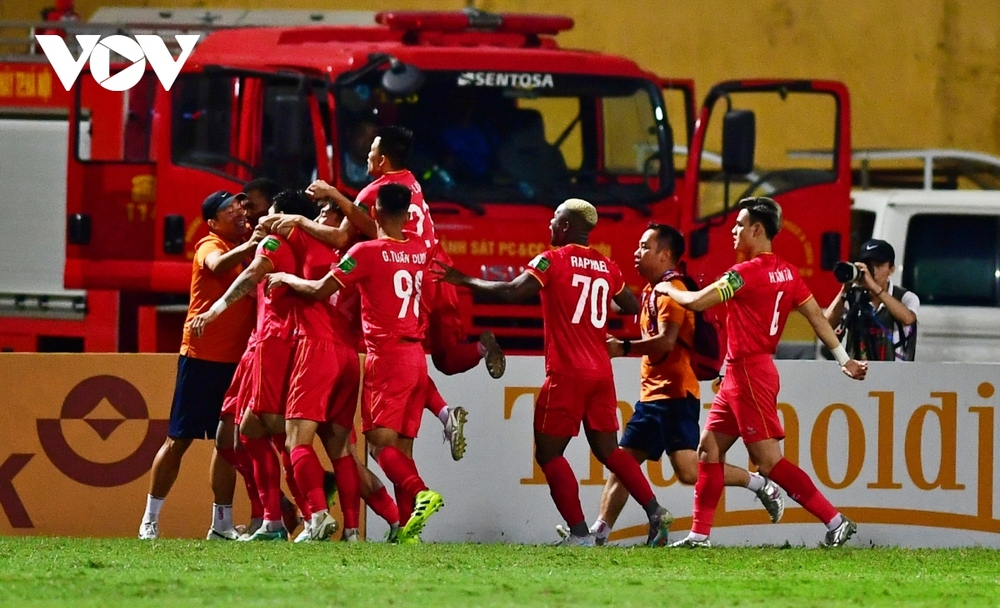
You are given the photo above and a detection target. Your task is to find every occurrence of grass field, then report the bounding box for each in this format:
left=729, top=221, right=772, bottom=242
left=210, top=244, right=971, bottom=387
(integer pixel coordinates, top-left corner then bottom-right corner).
left=1, top=538, right=999, bottom=607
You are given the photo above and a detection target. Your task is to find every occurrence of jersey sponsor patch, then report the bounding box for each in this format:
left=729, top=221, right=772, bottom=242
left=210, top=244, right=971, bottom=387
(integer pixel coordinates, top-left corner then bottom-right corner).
left=262, top=237, right=281, bottom=252
left=715, top=270, right=745, bottom=301
left=338, top=255, right=358, bottom=274
left=356, top=202, right=370, bottom=213
left=528, top=255, right=550, bottom=272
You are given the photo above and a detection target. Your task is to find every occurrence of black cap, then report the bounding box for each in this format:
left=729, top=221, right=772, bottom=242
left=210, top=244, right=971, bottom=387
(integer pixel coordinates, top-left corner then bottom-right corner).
left=858, top=239, right=895, bottom=265
left=202, top=190, right=246, bottom=222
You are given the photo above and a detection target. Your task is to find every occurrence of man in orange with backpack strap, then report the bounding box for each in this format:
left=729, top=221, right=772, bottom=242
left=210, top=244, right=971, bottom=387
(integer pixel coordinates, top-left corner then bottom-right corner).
left=590, top=223, right=784, bottom=546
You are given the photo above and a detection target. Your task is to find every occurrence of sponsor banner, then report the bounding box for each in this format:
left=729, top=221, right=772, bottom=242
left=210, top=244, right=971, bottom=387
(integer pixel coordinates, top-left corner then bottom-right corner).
left=0, top=354, right=350, bottom=538
left=365, top=358, right=1000, bottom=548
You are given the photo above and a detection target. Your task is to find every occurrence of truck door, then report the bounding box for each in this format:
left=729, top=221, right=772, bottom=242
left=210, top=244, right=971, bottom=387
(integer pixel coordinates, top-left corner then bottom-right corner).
left=65, top=71, right=158, bottom=291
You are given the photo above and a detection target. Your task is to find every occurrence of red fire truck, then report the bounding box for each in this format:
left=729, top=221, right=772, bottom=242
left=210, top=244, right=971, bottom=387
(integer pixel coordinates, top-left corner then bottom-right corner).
left=7, top=8, right=852, bottom=354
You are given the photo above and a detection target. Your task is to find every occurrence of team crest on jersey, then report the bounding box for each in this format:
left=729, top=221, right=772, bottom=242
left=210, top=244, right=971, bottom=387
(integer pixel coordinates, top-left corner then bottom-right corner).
left=262, top=237, right=281, bottom=252
left=528, top=255, right=550, bottom=272
left=338, top=256, right=358, bottom=273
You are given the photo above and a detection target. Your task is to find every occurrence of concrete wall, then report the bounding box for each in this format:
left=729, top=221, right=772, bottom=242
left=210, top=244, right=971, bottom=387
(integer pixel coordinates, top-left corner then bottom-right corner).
left=3, top=0, right=1000, bottom=153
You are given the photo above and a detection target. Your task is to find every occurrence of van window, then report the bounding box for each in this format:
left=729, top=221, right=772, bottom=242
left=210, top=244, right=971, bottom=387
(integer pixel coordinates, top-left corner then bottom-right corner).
left=902, top=214, right=1000, bottom=307
left=850, top=209, right=875, bottom=260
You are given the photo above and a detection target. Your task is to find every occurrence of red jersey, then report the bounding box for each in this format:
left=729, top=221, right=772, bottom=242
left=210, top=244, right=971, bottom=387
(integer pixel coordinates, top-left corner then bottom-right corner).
left=331, top=234, right=429, bottom=352
left=254, top=234, right=299, bottom=341
left=285, top=227, right=356, bottom=345
left=357, top=170, right=436, bottom=247
left=717, top=252, right=812, bottom=359
left=525, top=244, right=625, bottom=376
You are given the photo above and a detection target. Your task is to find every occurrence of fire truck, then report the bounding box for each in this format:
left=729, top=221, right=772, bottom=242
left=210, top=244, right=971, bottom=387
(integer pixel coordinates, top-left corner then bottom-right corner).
left=2, top=8, right=851, bottom=354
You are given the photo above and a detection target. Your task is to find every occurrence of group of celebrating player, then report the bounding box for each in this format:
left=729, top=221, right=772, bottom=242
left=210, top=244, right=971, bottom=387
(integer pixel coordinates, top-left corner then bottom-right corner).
left=138, top=124, right=868, bottom=548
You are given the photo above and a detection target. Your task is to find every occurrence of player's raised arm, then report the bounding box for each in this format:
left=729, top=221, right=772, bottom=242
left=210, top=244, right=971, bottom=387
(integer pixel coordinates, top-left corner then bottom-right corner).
left=432, top=260, right=542, bottom=304
left=797, top=297, right=868, bottom=381
left=267, top=271, right=342, bottom=301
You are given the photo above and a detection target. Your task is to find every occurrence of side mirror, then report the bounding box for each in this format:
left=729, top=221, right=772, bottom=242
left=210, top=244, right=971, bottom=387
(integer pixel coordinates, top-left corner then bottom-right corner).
left=381, top=60, right=424, bottom=97
left=722, top=109, right=755, bottom=175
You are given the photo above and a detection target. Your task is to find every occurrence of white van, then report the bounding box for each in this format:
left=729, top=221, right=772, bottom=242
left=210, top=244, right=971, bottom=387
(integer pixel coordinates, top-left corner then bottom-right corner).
left=848, top=150, right=1000, bottom=362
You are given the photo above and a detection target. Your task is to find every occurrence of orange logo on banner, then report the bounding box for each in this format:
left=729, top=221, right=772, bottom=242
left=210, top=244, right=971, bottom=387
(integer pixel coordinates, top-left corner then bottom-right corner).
left=37, top=375, right=169, bottom=487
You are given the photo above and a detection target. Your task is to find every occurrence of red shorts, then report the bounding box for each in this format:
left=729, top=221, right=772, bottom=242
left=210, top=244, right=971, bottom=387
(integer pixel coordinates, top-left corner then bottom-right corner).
left=249, top=336, right=296, bottom=417
left=362, top=342, right=427, bottom=438
left=705, top=354, right=784, bottom=443
left=221, top=342, right=256, bottom=422
left=286, top=337, right=360, bottom=425
left=423, top=249, right=465, bottom=353
left=535, top=371, right=619, bottom=436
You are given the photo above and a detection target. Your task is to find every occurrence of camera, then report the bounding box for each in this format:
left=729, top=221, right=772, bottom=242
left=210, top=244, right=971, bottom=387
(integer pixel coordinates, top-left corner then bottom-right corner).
left=844, top=285, right=870, bottom=307
left=833, top=261, right=860, bottom=284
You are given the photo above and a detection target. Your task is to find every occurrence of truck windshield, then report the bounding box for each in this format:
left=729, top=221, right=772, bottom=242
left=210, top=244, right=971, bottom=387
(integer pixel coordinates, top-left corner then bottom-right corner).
left=335, top=71, right=670, bottom=210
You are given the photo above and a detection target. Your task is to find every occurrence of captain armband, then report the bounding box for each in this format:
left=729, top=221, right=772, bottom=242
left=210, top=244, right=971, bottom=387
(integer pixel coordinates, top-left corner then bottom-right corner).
left=713, top=270, right=745, bottom=302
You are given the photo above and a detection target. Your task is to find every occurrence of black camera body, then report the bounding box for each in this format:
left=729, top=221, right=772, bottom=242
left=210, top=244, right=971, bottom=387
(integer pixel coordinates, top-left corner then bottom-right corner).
left=844, top=285, right=870, bottom=307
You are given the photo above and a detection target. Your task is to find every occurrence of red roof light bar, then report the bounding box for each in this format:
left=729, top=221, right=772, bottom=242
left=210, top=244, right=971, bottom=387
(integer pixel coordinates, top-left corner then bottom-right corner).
left=376, top=10, right=574, bottom=36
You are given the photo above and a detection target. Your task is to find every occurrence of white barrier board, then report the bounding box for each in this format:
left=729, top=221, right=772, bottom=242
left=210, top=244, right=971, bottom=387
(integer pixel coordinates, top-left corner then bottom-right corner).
left=365, top=358, right=1000, bottom=548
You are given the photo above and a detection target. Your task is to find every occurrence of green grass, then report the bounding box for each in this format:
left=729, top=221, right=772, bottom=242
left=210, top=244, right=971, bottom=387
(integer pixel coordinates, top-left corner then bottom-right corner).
left=1, top=538, right=999, bottom=607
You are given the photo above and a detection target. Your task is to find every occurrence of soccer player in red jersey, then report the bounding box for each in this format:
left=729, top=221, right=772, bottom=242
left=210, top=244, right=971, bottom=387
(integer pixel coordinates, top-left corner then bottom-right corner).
left=268, top=183, right=445, bottom=544
left=655, top=197, right=867, bottom=548
left=434, top=199, right=675, bottom=547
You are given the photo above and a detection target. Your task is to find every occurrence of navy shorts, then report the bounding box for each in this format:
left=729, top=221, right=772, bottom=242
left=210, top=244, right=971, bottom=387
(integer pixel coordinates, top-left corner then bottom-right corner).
left=167, top=355, right=239, bottom=440
left=619, top=396, right=701, bottom=461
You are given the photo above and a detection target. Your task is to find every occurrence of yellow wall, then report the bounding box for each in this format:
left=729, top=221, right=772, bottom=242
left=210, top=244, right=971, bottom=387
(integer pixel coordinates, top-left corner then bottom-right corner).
left=3, top=0, right=1000, bottom=153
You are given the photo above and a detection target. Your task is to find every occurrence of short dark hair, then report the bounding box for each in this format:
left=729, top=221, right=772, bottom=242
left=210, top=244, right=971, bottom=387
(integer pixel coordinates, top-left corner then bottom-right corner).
left=272, top=190, right=318, bottom=219
left=376, top=183, right=411, bottom=218
left=739, top=196, right=782, bottom=239
left=647, top=222, right=685, bottom=260
left=376, top=126, right=413, bottom=168
left=242, top=178, right=281, bottom=202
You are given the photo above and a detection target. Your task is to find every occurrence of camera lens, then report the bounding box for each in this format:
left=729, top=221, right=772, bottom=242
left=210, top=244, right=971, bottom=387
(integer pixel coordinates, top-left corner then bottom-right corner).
left=833, top=261, right=860, bottom=284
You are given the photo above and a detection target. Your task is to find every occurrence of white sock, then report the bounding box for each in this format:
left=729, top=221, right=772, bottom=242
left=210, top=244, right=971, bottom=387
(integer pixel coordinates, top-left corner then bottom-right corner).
left=437, top=406, right=450, bottom=426
left=143, top=495, right=164, bottom=524
left=688, top=532, right=709, bottom=541
left=590, top=519, right=611, bottom=540
left=746, top=472, right=766, bottom=492
left=212, top=504, right=234, bottom=531
left=826, top=513, right=843, bottom=531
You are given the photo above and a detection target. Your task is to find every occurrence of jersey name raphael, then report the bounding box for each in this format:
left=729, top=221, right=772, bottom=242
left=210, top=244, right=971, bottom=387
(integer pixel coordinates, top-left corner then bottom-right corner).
left=526, top=244, right=624, bottom=375
left=714, top=253, right=812, bottom=359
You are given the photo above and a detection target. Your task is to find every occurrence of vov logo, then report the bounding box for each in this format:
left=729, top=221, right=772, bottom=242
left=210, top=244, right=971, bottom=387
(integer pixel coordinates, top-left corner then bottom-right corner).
left=36, top=34, right=200, bottom=92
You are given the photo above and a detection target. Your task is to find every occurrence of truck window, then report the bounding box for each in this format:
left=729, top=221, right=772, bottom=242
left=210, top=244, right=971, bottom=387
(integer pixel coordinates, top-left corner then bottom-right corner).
left=335, top=71, right=671, bottom=209
left=902, top=214, right=1000, bottom=307
left=75, top=72, right=155, bottom=162
left=259, top=81, right=317, bottom=188
left=171, top=74, right=239, bottom=178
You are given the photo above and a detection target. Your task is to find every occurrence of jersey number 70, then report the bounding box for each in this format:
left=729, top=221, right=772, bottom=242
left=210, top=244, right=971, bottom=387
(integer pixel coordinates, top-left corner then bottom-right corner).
left=570, top=274, right=609, bottom=328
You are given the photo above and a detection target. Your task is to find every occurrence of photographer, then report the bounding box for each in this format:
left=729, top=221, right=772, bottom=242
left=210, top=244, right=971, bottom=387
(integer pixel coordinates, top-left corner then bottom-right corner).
left=824, top=239, right=919, bottom=361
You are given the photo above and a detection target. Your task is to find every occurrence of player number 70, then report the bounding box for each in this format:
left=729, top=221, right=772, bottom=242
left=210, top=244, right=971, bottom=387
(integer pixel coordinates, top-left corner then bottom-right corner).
left=571, top=274, right=609, bottom=328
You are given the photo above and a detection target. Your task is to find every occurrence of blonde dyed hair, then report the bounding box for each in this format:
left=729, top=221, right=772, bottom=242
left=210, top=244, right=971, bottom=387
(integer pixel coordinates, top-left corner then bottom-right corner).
left=559, top=198, right=598, bottom=228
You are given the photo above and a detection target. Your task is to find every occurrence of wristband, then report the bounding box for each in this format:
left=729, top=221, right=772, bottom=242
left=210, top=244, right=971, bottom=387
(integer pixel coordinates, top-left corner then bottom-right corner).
left=874, top=289, right=885, bottom=297
left=831, top=344, right=850, bottom=366
left=209, top=300, right=228, bottom=317
left=622, top=339, right=632, bottom=356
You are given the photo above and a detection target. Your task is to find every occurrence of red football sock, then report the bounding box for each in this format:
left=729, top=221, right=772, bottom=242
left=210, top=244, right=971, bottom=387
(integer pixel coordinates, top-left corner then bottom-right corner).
left=431, top=341, right=482, bottom=376
left=332, top=455, right=362, bottom=529
left=376, top=446, right=428, bottom=497
left=768, top=458, right=839, bottom=525
left=366, top=486, right=400, bottom=526
left=605, top=448, right=656, bottom=508
left=278, top=438, right=309, bottom=518
left=691, top=461, right=725, bottom=536
left=242, top=436, right=283, bottom=521
left=424, top=377, right=448, bottom=418
left=218, top=445, right=263, bottom=519
left=289, top=445, right=327, bottom=517
left=395, top=484, right=414, bottom=524
left=540, top=457, right=585, bottom=528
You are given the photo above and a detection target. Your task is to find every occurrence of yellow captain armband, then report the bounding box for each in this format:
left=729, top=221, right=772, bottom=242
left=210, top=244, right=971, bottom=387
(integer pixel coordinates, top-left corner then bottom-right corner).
left=713, top=270, right=745, bottom=302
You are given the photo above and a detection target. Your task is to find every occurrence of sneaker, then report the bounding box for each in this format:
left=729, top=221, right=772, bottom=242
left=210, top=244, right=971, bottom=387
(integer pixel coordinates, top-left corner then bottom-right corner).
left=138, top=521, right=158, bottom=540
left=323, top=471, right=338, bottom=510
left=206, top=527, right=240, bottom=541
left=239, top=525, right=288, bottom=542
left=342, top=528, right=360, bottom=543
left=281, top=496, right=302, bottom=535
left=824, top=516, right=857, bottom=547
left=245, top=518, right=263, bottom=537
left=555, top=532, right=596, bottom=547
left=670, top=535, right=711, bottom=548
left=756, top=478, right=785, bottom=523
left=307, top=511, right=339, bottom=541
left=293, top=524, right=311, bottom=544
left=443, top=406, right=468, bottom=461
left=646, top=507, right=674, bottom=547
left=557, top=523, right=608, bottom=546
left=399, top=489, right=444, bottom=542
left=480, top=331, right=506, bottom=379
